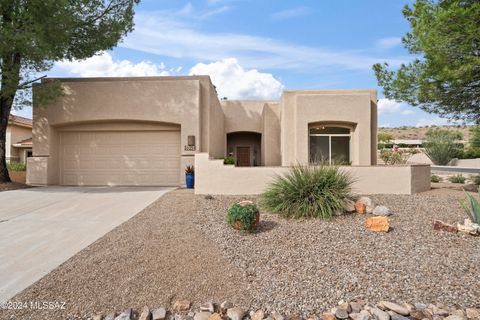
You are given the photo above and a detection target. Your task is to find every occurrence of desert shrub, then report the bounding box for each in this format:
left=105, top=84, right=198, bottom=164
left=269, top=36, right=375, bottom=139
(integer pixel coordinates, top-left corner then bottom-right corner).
left=260, top=165, right=353, bottom=219
left=423, top=128, right=463, bottom=165
left=380, top=149, right=408, bottom=165
left=226, top=200, right=259, bottom=232
left=378, top=132, right=393, bottom=149
left=223, top=156, right=236, bottom=165
left=431, top=175, right=442, bottom=183
left=7, top=162, right=26, bottom=171
left=448, top=174, right=466, bottom=184
left=458, top=147, right=480, bottom=159
left=461, top=188, right=480, bottom=224
left=472, top=175, right=480, bottom=186
left=469, top=126, right=480, bottom=148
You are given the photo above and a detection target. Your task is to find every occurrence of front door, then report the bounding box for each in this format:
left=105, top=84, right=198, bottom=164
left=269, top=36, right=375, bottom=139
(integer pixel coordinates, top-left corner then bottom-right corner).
left=236, top=146, right=250, bottom=166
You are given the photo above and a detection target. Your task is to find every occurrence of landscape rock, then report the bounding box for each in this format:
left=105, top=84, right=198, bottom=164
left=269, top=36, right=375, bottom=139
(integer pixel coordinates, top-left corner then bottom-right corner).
left=139, top=306, right=152, bottom=320
left=221, top=301, right=234, bottom=313
left=350, top=302, right=362, bottom=314
left=414, top=304, right=427, bottom=310
left=445, top=315, right=466, bottom=320
left=357, top=197, right=374, bottom=213
left=433, top=220, right=458, bottom=233
left=354, top=201, right=366, bottom=214
left=335, top=308, right=349, bottom=319
left=388, top=311, right=409, bottom=320
left=272, top=311, right=285, bottom=320
left=105, top=314, right=116, bottom=320
left=344, top=199, right=356, bottom=212
left=152, top=307, right=167, bottom=320
left=370, top=307, right=390, bottom=320
left=365, top=216, right=390, bottom=232
left=381, top=301, right=409, bottom=316
left=320, top=313, right=336, bottom=320
left=466, top=308, right=480, bottom=319
left=173, top=300, right=191, bottom=312
left=349, top=312, right=369, bottom=320
left=93, top=316, right=102, bottom=320
left=251, top=310, right=265, bottom=320
left=457, top=218, right=480, bottom=236
left=201, top=302, right=215, bottom=313
left=373, top=206, right=392, bottom=216
left=209, top=313, right=223, bottom=320
left=410, top=310, right=430, bottom=320
left=338, top=302, right=352, bottom=313
left=114, top=308, right=133, bottom=320
left=227, top=307, right=246, bottom=320
left=195, top=312, right=213, bottom=320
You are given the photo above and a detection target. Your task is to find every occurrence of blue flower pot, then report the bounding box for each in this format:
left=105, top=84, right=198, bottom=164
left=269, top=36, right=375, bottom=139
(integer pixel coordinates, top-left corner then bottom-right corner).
left=186, top=173, right=195, bottom=189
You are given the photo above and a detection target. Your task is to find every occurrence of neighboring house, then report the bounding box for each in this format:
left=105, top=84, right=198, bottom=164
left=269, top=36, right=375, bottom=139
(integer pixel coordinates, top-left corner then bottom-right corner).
left=6, top=115, right=33, bottom=164
left=27, top=76, right=377, bottom=186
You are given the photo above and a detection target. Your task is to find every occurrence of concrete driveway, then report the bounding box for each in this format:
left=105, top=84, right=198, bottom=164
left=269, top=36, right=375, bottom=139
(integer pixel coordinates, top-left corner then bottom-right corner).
left=0, top=186, right=173, bottom=302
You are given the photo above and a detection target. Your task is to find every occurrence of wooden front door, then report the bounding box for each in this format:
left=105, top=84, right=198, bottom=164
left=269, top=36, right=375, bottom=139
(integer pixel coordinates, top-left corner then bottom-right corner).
left=236, top=146, right=250, bottom=166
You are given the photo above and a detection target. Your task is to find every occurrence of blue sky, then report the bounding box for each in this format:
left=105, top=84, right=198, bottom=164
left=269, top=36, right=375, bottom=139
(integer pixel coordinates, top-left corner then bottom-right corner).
left=14, top=0, right=454, bottom=127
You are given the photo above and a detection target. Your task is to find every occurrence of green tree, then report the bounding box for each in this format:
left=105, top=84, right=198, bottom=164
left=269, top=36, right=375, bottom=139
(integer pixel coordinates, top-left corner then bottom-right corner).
left=469, top=126, right=480, bottom=147
left=0, top=0, right=139, bottom=183
left=373, top=0, right=480, bottom=124
left=423, top=128, right=463, bottom=165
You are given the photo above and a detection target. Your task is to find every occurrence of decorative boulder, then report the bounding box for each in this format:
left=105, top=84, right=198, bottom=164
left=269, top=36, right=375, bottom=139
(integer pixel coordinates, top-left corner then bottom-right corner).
left=433, top=220, right=458, bottom=233
left=457, top=218, right=480, bottom=236
left=343, top=198, right=356, bottom=212
left=354, top=201, right=366, bottom=214
left=357, top=197, right=374, bottom=213
left=373, top=206, right=392, bottom=216
left=365, top=216, right=390, bottom=232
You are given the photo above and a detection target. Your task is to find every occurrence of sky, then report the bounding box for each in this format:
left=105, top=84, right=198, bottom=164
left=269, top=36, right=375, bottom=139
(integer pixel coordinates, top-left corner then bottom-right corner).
left=13, top=0, right=455, bottom=128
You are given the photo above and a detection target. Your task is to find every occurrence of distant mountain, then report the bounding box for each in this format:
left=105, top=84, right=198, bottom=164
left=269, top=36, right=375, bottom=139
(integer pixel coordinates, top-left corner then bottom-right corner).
left=379, top=125, right=473, bottom=141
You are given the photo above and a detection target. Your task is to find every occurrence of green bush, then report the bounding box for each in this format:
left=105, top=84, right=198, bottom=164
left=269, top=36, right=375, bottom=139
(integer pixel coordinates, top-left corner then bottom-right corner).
left=458, top=147, right=480, bottom=159
left=431, top=174, right=442, bottom=183
left=448, top=174, right=466, bottom=184
left=461, top=188, right=480, bottom=224
left=260, top=165, right=353, bottom=219
left=469, top=126, right=480, bottom=148
left=423, top=128, right=463, bottom=165
left=226, top=200, right=259, bottom=232
left=223, top=156, right=236, bottom=165
left=7, top=162, right=26, bottom=171
left=472, top=175, right=480, bottom=186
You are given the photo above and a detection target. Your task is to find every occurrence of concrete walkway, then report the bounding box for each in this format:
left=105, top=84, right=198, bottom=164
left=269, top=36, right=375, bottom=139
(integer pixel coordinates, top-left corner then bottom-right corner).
left=0, top=186, right=173, bottom=302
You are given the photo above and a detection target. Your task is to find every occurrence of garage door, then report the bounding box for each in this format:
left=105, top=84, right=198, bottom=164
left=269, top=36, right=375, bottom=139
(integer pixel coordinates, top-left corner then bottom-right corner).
left=59, top=130, right=180, bottom=186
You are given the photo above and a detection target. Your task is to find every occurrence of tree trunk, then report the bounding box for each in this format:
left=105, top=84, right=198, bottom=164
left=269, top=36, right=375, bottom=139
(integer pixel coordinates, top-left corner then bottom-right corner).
left=0, top=96, right=13, bottom=183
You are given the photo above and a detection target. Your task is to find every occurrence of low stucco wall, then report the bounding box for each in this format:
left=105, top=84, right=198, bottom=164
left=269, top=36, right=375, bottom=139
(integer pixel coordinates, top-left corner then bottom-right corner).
left=451, top=158, right=480, bottom=168
left=195, top=153, right=430, bottom=195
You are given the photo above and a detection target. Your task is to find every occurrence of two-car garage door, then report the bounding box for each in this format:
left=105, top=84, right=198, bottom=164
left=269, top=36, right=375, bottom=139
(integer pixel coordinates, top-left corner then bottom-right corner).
left=59, top=130, right=180, bottom=186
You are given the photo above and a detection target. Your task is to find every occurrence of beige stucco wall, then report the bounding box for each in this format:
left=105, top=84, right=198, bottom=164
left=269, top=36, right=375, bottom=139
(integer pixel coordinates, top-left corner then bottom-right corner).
left=281, top=90, right=377, bottom=166
left=29, top=76, right=220, bottom=185
left=262, top=102, right=281, bottom=166
left=195, top=153, right=430, bottom=195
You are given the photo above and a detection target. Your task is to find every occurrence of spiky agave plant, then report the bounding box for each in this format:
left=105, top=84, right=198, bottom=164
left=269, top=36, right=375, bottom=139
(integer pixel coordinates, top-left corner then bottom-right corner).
left=260, top=165, right=354, bottom=220
left=461, top=187, right=480, bottom=224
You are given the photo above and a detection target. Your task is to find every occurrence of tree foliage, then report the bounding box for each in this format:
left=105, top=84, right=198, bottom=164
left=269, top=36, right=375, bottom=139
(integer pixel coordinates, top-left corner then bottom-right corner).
left=373, top=0, right=480, bottom=124
left=0, top=0, right=139, bottom=182
left=469, top=126, right=480, bottom=147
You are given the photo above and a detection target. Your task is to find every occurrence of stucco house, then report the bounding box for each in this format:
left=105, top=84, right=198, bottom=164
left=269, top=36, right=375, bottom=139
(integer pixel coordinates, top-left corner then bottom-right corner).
left=6, top=115, right=33, bottom=164
left=27, top=76, right=379, bottom=187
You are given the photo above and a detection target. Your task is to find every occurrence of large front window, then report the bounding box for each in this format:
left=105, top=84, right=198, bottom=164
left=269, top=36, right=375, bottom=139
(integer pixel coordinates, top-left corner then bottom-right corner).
left=309, top=126, right=351, bottom=165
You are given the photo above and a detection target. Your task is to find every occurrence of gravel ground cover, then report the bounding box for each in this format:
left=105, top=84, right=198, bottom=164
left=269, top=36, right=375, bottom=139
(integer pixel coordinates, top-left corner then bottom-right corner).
left=0, top=182, right=30, bottom=192
left=0, top=189, right=252, bottom=320
left=194, top=189, right=480, bottom=316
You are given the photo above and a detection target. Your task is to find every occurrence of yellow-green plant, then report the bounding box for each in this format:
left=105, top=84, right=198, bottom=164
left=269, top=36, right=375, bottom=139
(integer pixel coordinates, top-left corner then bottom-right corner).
left=461, top=188, right=480, bottom=224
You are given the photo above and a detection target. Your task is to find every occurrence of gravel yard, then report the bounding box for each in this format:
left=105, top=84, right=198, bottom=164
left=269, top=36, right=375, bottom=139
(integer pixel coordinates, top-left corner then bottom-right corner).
left=194, top=189, right=480, bottom=316
left=0, top=189, right=252, bottom=320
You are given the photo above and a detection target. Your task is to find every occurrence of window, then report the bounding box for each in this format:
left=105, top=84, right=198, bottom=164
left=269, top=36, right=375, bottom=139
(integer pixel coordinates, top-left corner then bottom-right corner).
left=309, top=125, right=351, bottom=165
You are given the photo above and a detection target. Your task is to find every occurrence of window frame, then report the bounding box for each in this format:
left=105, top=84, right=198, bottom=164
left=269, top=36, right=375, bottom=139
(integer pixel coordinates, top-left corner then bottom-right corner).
left=309, top=125, right=352, bottom=165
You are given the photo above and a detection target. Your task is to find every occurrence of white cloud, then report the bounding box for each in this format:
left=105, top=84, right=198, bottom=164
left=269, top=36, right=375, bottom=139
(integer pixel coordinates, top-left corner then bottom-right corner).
left=271, top=7, right=311, bottom=20
left=377, top=37, right=402, bottom=50
left=377, top=98, right=416, bottom=116
left=55, top=52, right=170, bottom=77
left=189, top=58, right=284, bottom=99
left=121, top=11, right=406, bottom=72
